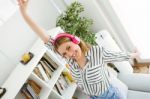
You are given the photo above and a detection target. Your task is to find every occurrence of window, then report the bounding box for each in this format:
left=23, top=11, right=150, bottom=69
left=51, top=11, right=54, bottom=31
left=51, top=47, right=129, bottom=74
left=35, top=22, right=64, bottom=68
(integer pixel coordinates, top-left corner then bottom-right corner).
left=109, top=0, right=150, bottom=60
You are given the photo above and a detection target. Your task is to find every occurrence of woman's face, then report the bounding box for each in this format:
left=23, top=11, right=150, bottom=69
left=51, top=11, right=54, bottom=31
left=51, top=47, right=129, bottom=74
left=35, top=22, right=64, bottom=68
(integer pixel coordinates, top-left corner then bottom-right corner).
left=57, top=41, right=82, bottom=60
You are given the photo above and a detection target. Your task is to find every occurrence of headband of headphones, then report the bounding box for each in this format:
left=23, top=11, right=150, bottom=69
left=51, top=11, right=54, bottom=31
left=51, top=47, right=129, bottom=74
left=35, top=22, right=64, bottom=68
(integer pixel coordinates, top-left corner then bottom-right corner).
left=52, top=33, right=80, bottom=45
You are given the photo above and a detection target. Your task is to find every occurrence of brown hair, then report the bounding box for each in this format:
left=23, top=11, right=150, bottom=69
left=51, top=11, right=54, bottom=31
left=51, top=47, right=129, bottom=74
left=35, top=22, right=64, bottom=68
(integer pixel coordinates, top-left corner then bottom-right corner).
left=54, top=37, right=91, bottom=55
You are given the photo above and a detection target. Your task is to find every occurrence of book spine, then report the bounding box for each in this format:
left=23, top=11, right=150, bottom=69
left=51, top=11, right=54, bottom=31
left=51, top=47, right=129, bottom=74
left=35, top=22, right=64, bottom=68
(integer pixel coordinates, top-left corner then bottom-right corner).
left=26, top=84, right=40, bottom=99
left=43, top=53, right=59, bottom=69
left=33, top=67, right=45, bottom=81
left=27, top=80, right=41, bottom=95
left=38, top=63, right=50, bottom=82
left=40, top=61, right=52, bottom=79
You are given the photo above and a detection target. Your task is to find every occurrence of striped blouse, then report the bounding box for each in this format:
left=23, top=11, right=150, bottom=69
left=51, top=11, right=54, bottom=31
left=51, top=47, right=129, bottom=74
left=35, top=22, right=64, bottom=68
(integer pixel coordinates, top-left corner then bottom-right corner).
left=45, top=40, right=131, bottom=96
left=68, top=45, right=131, bottom=96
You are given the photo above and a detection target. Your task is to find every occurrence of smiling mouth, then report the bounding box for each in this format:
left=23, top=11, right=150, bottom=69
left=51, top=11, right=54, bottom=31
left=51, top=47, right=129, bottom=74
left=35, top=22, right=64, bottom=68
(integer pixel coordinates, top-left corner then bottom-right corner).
left=72, top=51, right=77, bottom=59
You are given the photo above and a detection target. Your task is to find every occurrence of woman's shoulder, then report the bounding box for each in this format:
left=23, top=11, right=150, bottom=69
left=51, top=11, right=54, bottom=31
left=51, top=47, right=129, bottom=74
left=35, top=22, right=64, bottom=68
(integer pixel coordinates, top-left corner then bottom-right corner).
left=86, top=45, right=104, bottom=56
left=90, top=45, right=103, bottom=50
left=44, top=35, right=54, bottom=49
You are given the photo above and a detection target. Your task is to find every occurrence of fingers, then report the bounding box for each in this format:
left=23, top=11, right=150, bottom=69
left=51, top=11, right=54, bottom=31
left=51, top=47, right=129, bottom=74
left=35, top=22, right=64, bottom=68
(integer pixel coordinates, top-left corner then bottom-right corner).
left=17, top=0, right=29, bottom=13
left=23, top=0, right=28, bottom=1
left=17, top=0, right=28, bottom=5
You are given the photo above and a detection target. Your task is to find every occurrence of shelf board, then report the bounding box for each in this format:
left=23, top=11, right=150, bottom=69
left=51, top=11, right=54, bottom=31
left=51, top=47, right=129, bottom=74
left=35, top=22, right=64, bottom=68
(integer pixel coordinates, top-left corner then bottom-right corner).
left=47, top=62, right=65, bottom=87
left=49, top=90, right=63, bottom=99
left=29, top=73, right=52, bottom=99
left=62, top=83, right=77, bottom=99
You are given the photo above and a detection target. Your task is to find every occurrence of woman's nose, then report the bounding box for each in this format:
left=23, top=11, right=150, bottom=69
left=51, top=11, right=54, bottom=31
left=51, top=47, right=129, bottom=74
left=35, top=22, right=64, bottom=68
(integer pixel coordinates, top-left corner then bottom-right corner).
left=66, top=51, right=73, bottom=58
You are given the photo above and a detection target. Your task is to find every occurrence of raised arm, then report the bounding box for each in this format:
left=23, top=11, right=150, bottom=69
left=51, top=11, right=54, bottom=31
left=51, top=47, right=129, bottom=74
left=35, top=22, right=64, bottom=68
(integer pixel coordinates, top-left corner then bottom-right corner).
left=101, top=46, right=139, bottom=63
left=17, top=0, right=50, bottom=43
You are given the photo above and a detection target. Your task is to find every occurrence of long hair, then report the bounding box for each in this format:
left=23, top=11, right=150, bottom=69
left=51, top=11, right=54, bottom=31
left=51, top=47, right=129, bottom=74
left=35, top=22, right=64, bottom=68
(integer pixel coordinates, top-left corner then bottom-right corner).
left=54, top=37, right=91, bottom=55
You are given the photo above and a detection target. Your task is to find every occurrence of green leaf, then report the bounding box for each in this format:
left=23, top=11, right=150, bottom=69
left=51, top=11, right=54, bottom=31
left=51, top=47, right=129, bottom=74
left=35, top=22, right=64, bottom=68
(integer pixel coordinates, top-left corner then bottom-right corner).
left=56, top=1, right=96, bottom=45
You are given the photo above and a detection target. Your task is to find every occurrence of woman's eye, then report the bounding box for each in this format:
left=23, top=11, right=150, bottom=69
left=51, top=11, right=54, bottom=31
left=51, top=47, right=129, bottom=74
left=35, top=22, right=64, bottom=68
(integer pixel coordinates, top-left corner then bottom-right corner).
left=62, top=53, right=66, bottom=57
left=67, top=46, right=70, bottom=50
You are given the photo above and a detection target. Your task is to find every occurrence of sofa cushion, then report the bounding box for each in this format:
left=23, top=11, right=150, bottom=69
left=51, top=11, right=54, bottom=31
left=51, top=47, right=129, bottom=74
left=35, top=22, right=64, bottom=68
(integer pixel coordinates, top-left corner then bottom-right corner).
left=118, top=73, right=150, bottom=92
left=128, top=90, right=150, bottom=99
left=113, top=61, right=133, bottom=74
left=107, top=65, right=118, bottom=77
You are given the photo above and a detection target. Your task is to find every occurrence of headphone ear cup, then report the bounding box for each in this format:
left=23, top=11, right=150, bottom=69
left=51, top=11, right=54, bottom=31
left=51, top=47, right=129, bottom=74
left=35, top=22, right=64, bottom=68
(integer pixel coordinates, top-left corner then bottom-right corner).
left=72, top=36, right=80, bottom=44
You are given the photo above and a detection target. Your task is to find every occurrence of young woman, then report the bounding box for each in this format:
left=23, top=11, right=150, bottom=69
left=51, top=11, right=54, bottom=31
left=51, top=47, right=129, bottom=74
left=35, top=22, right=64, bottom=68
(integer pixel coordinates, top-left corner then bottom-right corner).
left=17, top=0, right=139, bottom=99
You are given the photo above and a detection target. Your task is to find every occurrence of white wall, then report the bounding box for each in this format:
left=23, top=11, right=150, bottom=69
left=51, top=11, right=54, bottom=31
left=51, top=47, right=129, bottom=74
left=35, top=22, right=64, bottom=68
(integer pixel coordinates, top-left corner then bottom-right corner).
left=0, top=0, right=60, bottom=85
left=75, top=0, right=134, bottom=52
left=96, top=0, right=135, bottom=51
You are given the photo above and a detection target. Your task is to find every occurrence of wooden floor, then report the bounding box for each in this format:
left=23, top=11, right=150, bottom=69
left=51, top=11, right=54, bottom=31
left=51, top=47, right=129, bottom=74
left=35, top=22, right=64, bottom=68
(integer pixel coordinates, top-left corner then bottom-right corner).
left=133, top=66, right=150, bottom=74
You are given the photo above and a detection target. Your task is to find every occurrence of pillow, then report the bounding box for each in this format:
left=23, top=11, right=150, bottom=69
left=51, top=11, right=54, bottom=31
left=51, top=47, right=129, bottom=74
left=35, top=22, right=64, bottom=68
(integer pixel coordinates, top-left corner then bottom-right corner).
left=109, top=73, right=128, bottom=99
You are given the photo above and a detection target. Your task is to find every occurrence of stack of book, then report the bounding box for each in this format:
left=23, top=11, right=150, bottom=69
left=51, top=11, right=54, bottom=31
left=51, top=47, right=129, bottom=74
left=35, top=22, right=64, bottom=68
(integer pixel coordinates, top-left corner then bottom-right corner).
left=21, top=80, right=41, bottom=99
left=53, top=73, right=73, bottom=95
left=33, top=53, right=59, bottom=82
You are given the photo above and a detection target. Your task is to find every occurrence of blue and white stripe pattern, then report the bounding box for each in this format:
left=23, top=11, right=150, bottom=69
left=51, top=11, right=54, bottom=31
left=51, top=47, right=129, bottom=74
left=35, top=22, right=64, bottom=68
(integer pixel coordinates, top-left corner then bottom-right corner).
left=68, top=45, right=130, bottom=96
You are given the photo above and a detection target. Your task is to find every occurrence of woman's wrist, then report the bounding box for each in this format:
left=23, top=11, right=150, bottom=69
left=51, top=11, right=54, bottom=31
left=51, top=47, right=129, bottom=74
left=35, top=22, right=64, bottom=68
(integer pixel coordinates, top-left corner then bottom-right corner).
left=21, top=10, right=28, bottom=17
left=130, top=53, right=141, bottom=61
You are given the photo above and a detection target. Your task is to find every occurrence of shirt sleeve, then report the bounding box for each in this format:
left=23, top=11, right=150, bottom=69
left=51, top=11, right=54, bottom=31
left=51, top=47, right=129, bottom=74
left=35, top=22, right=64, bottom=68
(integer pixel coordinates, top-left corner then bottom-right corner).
left=44, top=36, right=63, bottom=60
left=44, top=35, right=54, bottom=50
left=100, top=46, right=131, bottom=63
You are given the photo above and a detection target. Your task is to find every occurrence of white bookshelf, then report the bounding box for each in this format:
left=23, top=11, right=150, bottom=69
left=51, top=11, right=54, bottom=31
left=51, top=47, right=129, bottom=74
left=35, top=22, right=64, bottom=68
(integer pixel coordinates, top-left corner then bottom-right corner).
left=62, top=83, right=77, bottom=99
left=2, top=27, right=77, bottom=99
left=49, top=90, right=62, bottom=99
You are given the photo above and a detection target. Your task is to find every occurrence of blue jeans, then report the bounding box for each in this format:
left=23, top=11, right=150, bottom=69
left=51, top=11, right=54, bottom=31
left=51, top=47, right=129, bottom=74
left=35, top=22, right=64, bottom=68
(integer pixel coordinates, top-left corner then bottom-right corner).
left=90, top=85, right=125, bottom=99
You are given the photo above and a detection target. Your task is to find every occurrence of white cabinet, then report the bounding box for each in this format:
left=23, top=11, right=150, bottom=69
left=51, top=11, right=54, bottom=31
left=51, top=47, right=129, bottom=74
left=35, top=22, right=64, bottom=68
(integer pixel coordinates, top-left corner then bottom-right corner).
left=2, top=27, right=77, bottom=99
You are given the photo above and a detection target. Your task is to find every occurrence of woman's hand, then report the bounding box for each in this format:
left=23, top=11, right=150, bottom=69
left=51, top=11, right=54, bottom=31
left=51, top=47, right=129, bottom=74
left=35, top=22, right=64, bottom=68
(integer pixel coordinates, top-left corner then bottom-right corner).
left=130, top=48, right=141, bottom=61
left=17, top=0, right=50, bottom=43
left=17, top=0, right=29, bottom=14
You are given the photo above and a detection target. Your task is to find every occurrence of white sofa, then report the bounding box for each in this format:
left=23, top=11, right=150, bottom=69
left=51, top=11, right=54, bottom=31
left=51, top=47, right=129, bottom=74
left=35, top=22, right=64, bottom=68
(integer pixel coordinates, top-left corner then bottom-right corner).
left=96, top=30, right=150, bottom=99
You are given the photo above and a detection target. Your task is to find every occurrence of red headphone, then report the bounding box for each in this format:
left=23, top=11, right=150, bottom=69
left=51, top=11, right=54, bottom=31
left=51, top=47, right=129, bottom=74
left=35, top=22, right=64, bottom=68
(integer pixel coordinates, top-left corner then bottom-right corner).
left=52, top=33, right=80, bottom=45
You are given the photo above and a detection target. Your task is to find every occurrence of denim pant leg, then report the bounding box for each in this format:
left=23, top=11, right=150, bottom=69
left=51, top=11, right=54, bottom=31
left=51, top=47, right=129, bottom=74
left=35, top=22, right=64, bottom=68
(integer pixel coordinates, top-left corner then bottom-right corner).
left=90, top=85, right=125, bottom=99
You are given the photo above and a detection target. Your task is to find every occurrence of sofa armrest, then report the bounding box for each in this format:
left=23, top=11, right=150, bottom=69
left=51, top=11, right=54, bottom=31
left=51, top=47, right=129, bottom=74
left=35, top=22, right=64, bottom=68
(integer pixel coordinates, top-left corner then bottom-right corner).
left=118, top=73, right=150, bottom=92
left=114, top=61, right=133, bottom=74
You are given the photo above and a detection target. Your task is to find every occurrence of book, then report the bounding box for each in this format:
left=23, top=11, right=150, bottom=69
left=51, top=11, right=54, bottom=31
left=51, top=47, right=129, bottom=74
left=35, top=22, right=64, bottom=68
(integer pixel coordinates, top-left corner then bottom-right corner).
left=27, top=80, right=41, bottom=95
left=21, top=83, right=34, bottom=99
left=42, top=59, right=55, bottom=72
left=43, top=53, right=59, bottom=69
left=21, top=87, right=33, bottom=99
left=39, top=61, right=52, bottom=79
left=37, top=63, right=50, bottom=82
left=53, top=85, right=58, bottom=93
left=58, top=75, right=68, bottom=89
left=33, top=67, right=45, bottom=81
left=55, top=74, right=71, bottom=96
left=26, top=84, right=40, bottom=99
left=21, top=90, right=32, bottom=99
left=54, top=85, right=61, bottom=95
left=55, top=82, right=64, bottom=95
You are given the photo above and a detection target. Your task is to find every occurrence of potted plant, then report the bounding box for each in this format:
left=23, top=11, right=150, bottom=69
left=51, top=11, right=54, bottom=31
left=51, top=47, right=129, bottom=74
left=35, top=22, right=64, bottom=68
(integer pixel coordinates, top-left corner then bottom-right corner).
left=56, top=1, right=96, bottom=45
